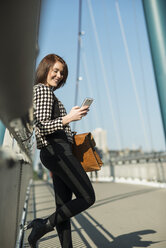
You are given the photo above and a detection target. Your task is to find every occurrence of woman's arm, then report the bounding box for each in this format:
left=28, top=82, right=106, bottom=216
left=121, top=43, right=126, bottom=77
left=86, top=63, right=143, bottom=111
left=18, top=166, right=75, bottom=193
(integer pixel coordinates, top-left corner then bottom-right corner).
left=34, top=86, right=64, bottom=136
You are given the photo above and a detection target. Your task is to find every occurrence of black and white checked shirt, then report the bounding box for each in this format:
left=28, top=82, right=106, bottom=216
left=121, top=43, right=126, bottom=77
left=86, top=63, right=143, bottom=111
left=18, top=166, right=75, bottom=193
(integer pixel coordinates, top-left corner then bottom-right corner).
left=33, top=83, right=73, bottom=149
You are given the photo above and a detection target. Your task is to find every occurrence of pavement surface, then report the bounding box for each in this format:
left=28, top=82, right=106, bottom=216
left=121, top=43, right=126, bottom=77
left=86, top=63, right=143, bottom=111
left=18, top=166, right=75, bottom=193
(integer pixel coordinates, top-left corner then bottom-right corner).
left=24, top=180, right=166, bottom=248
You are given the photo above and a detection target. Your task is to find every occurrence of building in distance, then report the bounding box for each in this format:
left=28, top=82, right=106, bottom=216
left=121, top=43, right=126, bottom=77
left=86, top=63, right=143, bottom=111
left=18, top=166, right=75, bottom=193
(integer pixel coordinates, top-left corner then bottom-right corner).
left=92, top=128, right=108, bottom=153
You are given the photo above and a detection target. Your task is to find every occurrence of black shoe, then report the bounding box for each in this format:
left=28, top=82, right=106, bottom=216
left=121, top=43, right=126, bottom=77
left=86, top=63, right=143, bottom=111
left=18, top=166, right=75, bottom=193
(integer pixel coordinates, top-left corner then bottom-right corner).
left=24, top=218, right=54, bottom=248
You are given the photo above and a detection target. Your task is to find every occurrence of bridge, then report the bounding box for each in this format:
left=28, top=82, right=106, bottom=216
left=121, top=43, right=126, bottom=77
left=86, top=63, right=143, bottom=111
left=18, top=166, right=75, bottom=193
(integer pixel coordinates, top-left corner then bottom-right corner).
left=0, top=0, right=166, bottom=248
left=20, top=150, right=166, bottom=247
left=23, top=180, right=166, bottom=247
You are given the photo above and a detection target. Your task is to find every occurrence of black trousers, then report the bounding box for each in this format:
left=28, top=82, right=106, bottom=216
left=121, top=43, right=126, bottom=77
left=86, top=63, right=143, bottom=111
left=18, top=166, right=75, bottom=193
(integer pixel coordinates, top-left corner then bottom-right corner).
left=40, top=133, right=95, bottom=248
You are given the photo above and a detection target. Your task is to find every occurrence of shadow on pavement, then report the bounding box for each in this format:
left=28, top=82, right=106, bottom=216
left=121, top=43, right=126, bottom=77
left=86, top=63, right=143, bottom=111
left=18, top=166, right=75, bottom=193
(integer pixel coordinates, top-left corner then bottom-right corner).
left=31, top=182, right=162, bottom=247
left=109, top=230, right=159, bottom=248
left=75, top=212, right=160, bottom=248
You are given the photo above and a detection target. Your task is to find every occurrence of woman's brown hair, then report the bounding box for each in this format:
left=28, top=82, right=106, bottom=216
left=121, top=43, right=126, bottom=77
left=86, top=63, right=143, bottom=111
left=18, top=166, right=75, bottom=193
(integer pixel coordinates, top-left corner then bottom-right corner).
left=35, top=54, right=68, bottom=88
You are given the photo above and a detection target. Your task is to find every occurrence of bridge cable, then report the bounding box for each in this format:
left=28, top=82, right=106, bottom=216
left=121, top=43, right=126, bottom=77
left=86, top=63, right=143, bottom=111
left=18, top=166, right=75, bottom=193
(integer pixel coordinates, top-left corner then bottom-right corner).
left=73, top=0, right=82, bottom=131
left=81, top=19, right=105, bottom=129
left=87, top=0, right=122, bottom=150
left=75, top=47, right=101, bottom=133
left=102, top=0, right=124, bottom=149
left=81, top=47, right=101, bottom=128
left=132, top=0, right=154, bottom=151
left=115, top=0, right=150, bottom=151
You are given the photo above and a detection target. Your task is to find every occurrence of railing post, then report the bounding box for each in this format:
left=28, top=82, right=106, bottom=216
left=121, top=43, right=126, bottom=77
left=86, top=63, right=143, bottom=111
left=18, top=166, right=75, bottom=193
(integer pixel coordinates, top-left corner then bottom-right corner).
left=0, top=121, right=6, bottom=145
left=142, top=0, right=166, bottom=146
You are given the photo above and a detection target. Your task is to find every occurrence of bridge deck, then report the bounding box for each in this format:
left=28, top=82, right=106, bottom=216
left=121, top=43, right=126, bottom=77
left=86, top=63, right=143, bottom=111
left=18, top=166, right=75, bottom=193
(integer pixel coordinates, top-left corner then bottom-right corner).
left=24, top=180, right=166, bottom=248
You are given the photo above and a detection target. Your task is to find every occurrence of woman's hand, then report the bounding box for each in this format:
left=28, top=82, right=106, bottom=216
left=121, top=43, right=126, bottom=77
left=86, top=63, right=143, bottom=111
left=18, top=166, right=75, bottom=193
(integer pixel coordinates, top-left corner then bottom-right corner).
left=62, top=106, right=89, bottom=125
left=68, top=106, right=89, bottom=121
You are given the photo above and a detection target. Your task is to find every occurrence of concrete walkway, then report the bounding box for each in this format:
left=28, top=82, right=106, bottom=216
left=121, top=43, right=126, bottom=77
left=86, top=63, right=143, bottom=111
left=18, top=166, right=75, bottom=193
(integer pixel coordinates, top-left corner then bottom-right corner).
left=24, top=180, right=166, bottom=248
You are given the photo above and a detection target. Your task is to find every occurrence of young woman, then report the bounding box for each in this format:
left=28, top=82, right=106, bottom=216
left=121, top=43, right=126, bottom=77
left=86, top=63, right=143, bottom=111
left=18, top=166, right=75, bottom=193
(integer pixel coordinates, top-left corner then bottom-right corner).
left=25, top=54, right=95, bottom=248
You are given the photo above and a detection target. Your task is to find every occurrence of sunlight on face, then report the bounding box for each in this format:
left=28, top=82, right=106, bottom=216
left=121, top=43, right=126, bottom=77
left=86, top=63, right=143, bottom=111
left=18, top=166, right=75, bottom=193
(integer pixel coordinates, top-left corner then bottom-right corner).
left=46, top=61, right=64, bottom=88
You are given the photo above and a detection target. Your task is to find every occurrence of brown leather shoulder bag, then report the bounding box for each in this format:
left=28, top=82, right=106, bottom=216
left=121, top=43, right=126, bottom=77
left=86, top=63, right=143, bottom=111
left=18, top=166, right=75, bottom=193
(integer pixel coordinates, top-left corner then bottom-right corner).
left=72, top=132, right=103, bottom=172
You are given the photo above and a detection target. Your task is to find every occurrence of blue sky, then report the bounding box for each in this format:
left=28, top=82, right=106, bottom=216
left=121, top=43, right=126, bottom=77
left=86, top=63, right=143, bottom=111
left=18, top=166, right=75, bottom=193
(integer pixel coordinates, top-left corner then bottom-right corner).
left=36, top=0, right=165, bottom=151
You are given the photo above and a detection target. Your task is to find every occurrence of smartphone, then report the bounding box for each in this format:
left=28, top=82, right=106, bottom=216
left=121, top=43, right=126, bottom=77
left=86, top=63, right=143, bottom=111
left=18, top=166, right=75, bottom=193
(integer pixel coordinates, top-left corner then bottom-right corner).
left=81, top=97, right=94, bottom=107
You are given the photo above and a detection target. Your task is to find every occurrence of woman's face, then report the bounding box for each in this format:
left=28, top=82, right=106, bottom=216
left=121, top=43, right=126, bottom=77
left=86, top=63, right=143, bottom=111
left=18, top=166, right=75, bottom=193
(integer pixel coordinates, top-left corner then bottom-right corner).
left=46, top=61, right=64, bottom=88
